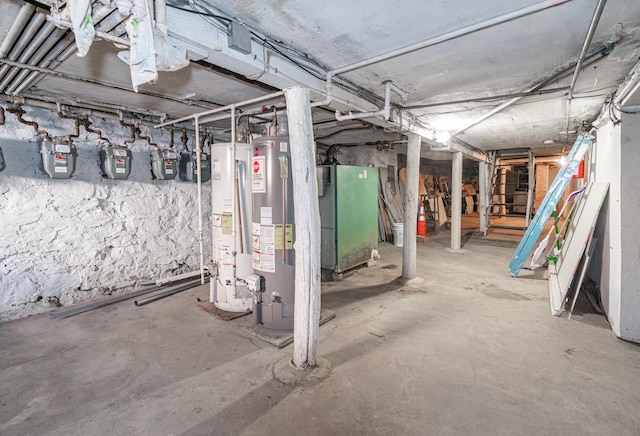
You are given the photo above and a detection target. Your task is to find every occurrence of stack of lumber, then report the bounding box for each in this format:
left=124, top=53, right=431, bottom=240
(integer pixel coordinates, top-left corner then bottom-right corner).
left=378, top=166, right=405, bottom=242
left=377, top=166, right=452, bottom=242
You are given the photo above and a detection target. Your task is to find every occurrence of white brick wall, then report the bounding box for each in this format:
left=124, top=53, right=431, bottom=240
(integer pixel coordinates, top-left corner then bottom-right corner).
left=0, top=104, right=211, bottom=320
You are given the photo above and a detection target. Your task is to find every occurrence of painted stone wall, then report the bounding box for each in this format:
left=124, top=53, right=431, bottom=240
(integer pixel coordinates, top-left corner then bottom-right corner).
left=0, top=104, right=211, bottom=320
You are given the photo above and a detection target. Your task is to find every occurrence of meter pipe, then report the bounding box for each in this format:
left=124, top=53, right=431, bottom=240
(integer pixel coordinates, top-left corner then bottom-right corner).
left=8, top=105, right=50, bottom=139
left=195, top=114, right=206, bottom=285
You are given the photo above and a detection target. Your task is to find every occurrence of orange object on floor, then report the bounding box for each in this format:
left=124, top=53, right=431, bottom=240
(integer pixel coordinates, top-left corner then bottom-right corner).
left=417, top=201, right=428, bottom=237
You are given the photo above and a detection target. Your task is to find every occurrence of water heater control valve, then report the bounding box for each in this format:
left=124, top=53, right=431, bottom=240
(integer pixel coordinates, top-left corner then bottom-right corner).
left=246, top=274, right=263, bottom=293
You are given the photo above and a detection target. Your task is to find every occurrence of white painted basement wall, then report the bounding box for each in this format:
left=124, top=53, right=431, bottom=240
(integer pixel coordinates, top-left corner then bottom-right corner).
left=339, top=145, right=403, bottom=168
left=0, top=103, right=211, bottom=321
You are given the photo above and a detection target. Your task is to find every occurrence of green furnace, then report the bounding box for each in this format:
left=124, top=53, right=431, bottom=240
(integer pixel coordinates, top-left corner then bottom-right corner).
left=318, top=165, right=379, bottom=275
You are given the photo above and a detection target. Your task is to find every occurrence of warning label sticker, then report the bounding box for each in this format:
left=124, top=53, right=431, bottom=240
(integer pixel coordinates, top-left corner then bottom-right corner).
left=251, top=223, right=276, bottom=273
left=251, top=156, right=266, bottom=193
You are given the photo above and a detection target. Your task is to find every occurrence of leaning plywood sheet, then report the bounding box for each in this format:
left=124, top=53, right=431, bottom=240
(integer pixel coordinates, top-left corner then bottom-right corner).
left=438, top=197, right=448, bottom=225
left=548, top=181, right=609, bottom=316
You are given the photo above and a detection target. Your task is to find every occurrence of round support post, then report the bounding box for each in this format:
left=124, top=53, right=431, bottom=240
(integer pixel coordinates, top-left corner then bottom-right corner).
left=402, top=133, right=421, bottom=279
left=284, top=87, right=321, bottom=368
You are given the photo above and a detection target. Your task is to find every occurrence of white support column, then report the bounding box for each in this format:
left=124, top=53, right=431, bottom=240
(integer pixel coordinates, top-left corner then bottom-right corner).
left=479, top=161, right=489, bottom=235
left=451, top=151, right=463, bottom=250
left=285, top=87, right=321, bottom=368
left=402, top=133, right=421, bottom=279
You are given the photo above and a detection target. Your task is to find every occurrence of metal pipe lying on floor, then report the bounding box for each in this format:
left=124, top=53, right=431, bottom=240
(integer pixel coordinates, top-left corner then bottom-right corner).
left=155, top=269, right=207, bottom=286
left=50, top=283, right=164, bottom=319
left=134, top=277, right=210, bottom=306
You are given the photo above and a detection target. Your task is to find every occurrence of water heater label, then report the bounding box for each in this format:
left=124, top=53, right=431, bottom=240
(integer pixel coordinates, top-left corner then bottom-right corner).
left=260, top=207, right=272, bottom=225
left=223, top=198, right=233, bottom=212
left=251, top=156, right=266, bottom=193
left=221, top=213, right=233, bottom=235
left=212, top=159, right=221, bottom=180
left=280, top=141, right=288, bottom=152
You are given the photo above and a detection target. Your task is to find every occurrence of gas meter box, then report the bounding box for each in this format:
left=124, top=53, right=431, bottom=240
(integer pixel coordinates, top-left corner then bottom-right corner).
left=179, top=151, right=211, bottom=183
left=40, top=139, right=77, bottom=179
left=101, top=144, right=132, bottom=180
left=0, top=145, right=5, bottom=172
left=151, top=148, right=178, bottom=180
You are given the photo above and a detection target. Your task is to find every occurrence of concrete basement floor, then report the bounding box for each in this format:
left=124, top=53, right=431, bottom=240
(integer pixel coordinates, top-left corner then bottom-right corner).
left=2, top=235, right=640, bottom=435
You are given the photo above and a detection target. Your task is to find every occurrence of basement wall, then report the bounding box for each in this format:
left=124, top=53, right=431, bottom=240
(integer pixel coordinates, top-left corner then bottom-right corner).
left=339, top=145, right=402, bottom=168
left=619, top=111, right=640, bottom=342
left=591, top=111, right=640, bottom=343
left=0, top=104, right=211, bottom=321
left=591, top=120, right=621, bottom=335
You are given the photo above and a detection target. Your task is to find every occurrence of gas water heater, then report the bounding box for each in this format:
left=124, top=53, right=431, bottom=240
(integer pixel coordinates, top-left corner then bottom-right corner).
left=251, top=134, right=296, bottom=331
left=209, top=142, right=254, bottom=312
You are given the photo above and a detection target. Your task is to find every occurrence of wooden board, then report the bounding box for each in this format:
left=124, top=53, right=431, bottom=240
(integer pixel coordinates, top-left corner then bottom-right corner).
left=509, top=135, right=592, bottom=276
left=547, top=181, right=609, bottom=315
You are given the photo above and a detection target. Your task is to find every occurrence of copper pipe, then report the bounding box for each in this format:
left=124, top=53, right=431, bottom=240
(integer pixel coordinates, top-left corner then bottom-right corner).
left=136, top=127, right=158, bottom=148
left=120, top=116, right=139, bottom=145
left=7, top=104, right=50, bottom=139
left=181, top=129, right=189, bottom=151
left=81, top=118, right=108, bottom=142
left=56, top=103, right=81, bottom=143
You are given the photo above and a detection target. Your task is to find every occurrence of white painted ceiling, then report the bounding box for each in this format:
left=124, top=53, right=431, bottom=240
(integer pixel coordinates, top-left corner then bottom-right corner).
left=1, top=0, right=640, bottom=158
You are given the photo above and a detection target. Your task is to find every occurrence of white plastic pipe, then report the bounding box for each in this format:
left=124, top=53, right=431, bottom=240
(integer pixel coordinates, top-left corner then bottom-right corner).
left=195, top=114, right=206, bottom=285
left=155, top=91, right=285, bottom=128
left=334, top=80, right=393, bottom=122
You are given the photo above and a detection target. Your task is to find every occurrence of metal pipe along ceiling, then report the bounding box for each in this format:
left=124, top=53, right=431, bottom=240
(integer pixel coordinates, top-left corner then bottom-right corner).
left=0, top=4, right=128, bottom=96
left=567, top=0, right=607, bottom=100
left=0, top=4, right=35, bottom=58
left=330, top=0, right=572, bottom=77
